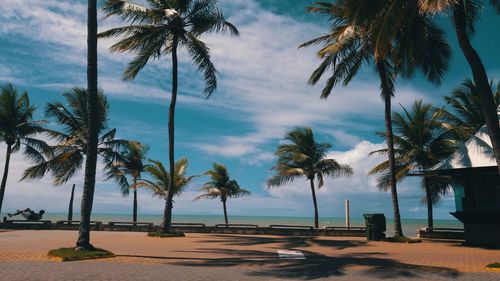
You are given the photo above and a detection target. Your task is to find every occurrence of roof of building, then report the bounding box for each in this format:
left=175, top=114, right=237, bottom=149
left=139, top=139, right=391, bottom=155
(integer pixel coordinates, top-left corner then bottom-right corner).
left=437, top=106, right=499, bottom=170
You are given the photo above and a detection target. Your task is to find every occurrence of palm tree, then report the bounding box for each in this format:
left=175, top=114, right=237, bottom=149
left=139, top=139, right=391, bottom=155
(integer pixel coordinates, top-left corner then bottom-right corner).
left=300, top=1, right=450, bottom=236
left=134, top=158, right=195, bottom=228
left=435, top=79, right=500, bottom=166
left=0, top=83, right=49, bottom=214
left=418, top=0, right=500, bottom=173
left=267, top=128, right=353, bottom=228
left=369, top=100, right=456, bottom=228
left=195, top=163, right=249, bottom=225
left=109, top=141, right=149, bottom=223
left=74, top=0, right=99, bottom=250
left=99, top=0, right=239, bottom=233
left=23, top=88, right=127, bottom=188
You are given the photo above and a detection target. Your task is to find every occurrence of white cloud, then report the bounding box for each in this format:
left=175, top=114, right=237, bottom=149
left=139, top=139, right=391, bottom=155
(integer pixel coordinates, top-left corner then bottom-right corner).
left=0, top=140, right=457, bottom=220
left=191, top=1, right=426, bottom=161
left=0, top=0, right=458, bottom=222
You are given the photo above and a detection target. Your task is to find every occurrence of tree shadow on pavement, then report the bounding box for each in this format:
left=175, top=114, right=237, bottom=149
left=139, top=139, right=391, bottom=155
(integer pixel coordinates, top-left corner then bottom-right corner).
left=171, top=248, right=460, bottom=280
left=197, top=234, right=367, bottom=250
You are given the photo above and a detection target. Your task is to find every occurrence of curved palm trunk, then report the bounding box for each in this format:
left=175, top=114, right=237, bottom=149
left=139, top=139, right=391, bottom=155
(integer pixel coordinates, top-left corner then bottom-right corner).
left=0, top=144, right=12, bottom=214
left=453, top=5, right=500, bottom=173
left=309, top=178, right=319, bottom=229
left=222, top=199, right=229, bottom=225
left=132, top=177, right=138, bottom=224
left=424, top=177, right=433, bottom=229
left=162, top=35, right=179, bottom=233
left=68, top=184, right=76, bottom=221
left=376, top=61, right=403, bottom=237
left=76, top=0, right=98, bottom=250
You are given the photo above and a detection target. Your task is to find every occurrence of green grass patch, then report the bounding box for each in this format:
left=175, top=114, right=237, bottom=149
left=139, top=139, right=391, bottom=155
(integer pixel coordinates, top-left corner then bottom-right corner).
left=486, top=263, right=500, bottom=270
left=48, top=247, right=115, bottom=261
left=383, top=236, right=422, bottom=244
left=147, top=231, right=185, bottom=238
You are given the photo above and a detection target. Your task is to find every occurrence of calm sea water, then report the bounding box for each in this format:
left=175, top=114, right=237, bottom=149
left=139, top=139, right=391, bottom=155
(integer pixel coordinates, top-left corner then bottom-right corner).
left=1, top=212, right=463, bottom=237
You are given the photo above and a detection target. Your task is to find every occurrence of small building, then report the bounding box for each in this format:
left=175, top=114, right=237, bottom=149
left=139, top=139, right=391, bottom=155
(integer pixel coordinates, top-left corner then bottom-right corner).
left=429, top=110, right=500, bottom=247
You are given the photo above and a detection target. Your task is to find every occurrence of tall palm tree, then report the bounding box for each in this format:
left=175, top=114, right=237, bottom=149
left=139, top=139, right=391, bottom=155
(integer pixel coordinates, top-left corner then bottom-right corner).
left=418, top=0, right=500, bottom=173
left=0, top=83, right=49, bottom=214
left=195, top=163, right=249, bottom=225
left=73, top=0, right=100, bottom=250
left=435, top=79, right=500, bottom=166
left=134, top=158, right=195, bottom=229
left=267, top=128, right=353, bottom=228
left=369, top=100, right=456, bottom=228
left=300, top=1, right=450, bottom=236
left=99, top=0, right=239, bottom=233
left=22, top=88, right=127, bottom=188
left=109, top=141, right=149, bottom=223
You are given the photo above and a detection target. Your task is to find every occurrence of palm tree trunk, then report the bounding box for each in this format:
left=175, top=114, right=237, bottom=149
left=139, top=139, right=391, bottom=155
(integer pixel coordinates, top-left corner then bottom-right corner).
left=453, top=5, right=500, bottom=174
left=424, top=178, right=434, bottom=229
left=309, top=177, right=319, bottom=229
left=0, top=144, right=12, bottom=214
left=76, top=0, right=98, bottom=250
left=68, top=184, right=75, bottom=221
left=222, top=199, right=229, bottom=225
left=162, top=35, right=179, bottom=233
left=133, top=177, right=137, bottom=224
left=376, top=61, right=403, bottom=237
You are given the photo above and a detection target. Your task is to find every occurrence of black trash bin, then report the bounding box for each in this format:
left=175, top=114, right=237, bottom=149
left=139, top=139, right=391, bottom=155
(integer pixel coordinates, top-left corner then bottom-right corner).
left=363, top=214, right=386, bottom=241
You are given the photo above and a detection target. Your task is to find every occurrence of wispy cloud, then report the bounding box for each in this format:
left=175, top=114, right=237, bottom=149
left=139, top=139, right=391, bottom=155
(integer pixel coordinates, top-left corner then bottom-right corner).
left=0, top=0, right=460, bottom=220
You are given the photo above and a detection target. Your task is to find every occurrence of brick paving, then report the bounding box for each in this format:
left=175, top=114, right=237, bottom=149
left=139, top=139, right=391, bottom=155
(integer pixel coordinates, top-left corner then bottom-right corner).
left=0, top=230, right=499, bottom=280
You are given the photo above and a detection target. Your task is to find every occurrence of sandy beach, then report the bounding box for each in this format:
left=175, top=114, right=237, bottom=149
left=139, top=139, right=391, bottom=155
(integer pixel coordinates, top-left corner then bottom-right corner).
left=0, top=230, right=498, bottom=280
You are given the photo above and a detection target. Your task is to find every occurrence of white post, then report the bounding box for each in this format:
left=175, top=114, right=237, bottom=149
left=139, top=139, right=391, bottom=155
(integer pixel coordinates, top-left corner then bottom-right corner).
left=345, top=199, right=350, bottom=228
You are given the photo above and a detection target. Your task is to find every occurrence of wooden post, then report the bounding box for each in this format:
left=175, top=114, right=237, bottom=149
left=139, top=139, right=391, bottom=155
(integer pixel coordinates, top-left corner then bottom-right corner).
left=68, top=184, right=76, bottom=222
left=345, top=199, right=350, bottom=228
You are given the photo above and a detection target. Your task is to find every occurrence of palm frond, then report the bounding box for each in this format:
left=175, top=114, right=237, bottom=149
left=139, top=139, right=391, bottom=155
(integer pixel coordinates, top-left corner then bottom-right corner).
left=184, top=32, right=218, bottom=96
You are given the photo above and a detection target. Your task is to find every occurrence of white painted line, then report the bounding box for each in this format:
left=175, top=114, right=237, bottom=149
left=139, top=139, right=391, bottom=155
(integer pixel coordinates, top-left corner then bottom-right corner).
left=278, top=250, right=306, bottom=260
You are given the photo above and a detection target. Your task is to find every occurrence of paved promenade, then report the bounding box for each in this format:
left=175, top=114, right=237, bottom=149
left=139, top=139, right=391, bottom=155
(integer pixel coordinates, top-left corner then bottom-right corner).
left=0, top=230, right=498, bottom=280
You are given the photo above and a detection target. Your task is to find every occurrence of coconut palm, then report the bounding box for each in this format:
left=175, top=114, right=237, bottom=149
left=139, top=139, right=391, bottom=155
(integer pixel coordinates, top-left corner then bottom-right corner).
left=195, top=163, right=249, bottom=225
left=99, top=0, right=239, bottom=233
left=435, top=79, right=500, bottom=166
left=267, top=128, right=353, bottom=228
left=300, top=1, right=450, bottom=236
left=109, top=141, right=149, bottom=223
left=417, top=0, right=500, bottom=172
left=370, top=100, right=456, bottom=228
left=134, top=158, right=195, bottom=226
left=22, top=88, right=127, bottom=189
left=0, top=83, right=49, bottom=214
left=73, top=0, right=100, bottom=250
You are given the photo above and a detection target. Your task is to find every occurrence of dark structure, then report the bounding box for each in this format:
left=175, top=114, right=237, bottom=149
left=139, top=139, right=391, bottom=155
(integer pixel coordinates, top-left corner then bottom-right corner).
left=431, top=166, right=499, bottom=247
left=364, top=213, right=386, bottom=241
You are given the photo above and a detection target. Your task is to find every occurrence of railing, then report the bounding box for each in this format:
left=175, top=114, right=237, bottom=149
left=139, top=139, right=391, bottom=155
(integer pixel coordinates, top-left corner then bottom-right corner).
left=324, top=226, right=365, bottom=231
left=3, top=219, right=51, bottom=225
left=108, top=221, right=154, bottom=227
left=214, top=224, right=259, bottom=229
left=423, top=227, right=464, bottom=232
left=269, top=224, right=314, bottom=230
left=55, top=220, right=102, bottom=226
left=171, top=222, right=206, bottom=228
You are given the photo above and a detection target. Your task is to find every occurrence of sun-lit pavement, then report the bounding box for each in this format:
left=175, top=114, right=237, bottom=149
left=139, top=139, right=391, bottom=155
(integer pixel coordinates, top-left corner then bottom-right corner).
left=0, top=230, right=499, bottom=280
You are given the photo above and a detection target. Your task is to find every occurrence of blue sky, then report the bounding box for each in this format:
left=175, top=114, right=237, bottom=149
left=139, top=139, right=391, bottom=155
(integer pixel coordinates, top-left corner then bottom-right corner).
left=0, top=0, right=498, bottom=220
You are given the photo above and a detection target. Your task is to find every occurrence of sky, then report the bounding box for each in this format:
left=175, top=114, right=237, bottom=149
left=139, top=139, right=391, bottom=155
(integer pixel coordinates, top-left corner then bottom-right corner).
left=0, top=0, right=499, bottom=221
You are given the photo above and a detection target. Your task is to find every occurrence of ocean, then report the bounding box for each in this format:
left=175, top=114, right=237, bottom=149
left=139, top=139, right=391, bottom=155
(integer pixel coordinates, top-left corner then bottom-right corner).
left=1, top=212, right=463, bottom=237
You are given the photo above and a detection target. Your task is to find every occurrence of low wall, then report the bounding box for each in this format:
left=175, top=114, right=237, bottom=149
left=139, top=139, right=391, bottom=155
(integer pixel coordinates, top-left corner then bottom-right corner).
left=417, top=227, right=465, bottom=240
left=0, top=221, right=366, bottom=237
